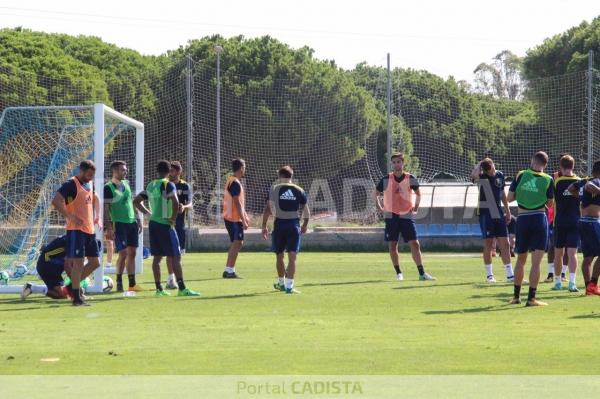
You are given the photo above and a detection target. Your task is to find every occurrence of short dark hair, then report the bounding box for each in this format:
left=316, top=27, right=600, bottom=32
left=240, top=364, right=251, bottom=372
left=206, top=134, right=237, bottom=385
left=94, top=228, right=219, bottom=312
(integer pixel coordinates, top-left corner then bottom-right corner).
left=480, top=158, right=493, bottom=172
left=232, top=158, right=245, bottom=172
left=79, top=160, right=96, bottom=171
left=559, top=154, right=574, bottom=170
left=110, top=160, right=126, bottom=171
left=593, top=160, right=600, bottom=176
left=533, top=151, right=548, bottom=166
left=278, top=165, right=294, bottom=179
left=157, top=160, right=171, bottom=175
left=390, top=152, right=404, bottom=161
left=170, top=160, right=182, bottom=172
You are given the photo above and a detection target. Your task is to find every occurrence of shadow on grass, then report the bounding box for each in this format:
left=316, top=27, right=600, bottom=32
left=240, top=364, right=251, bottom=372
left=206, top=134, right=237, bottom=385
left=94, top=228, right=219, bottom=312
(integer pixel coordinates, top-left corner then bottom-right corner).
left=302, top=280, right=388, bottom=288
left=570, top=313, right=600, bottom=319
left=191, top=291, right=277, bottom=301
left=422, top=305, right=522, bottom=315
left=392, top=282, right=473, bottom=290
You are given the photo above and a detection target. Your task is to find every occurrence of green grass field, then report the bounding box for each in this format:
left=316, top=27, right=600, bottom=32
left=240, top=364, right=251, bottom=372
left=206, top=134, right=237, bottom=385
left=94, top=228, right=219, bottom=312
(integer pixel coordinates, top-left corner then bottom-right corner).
left=1, top=252, right=598, bottom=375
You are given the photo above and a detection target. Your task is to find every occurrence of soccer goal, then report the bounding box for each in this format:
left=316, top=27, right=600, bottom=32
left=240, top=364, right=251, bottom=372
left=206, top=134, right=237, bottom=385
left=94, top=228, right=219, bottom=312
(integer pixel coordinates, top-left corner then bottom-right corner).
left=0, top=103, right=144, bottom=294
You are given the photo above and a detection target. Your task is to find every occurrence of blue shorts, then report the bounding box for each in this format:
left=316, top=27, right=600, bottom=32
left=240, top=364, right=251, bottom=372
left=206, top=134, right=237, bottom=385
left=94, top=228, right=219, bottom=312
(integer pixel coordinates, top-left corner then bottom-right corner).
left=578, top=217, right=600, bottom=258
left=148, top=221, right=181, bottom=257
left=114, top=221, right=139, bottom=252
left=225, top=220, right=244, bottom=242
left=554, top=224, right=579, bottom=249
left=175, top=220, right=186, bottom=251
left=479, top=212, right=508, bottom=239
left=272, top=220, right=301, bottom=254
left=66, top=230, right=99, bottom=258
left=36, top=258, right=64, bottom=288
left=384, top=218, right=417, bottom=243
left=515, top=212, right=548, bottom=254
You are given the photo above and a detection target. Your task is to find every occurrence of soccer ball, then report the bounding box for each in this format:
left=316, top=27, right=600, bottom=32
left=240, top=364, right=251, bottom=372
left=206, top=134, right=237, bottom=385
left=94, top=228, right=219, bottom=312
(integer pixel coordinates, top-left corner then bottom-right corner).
left=102, top=276, right=114, bottom=293
left=0, top=271, right=9, bottom=285
left=13, top=264, right=28, bottom=278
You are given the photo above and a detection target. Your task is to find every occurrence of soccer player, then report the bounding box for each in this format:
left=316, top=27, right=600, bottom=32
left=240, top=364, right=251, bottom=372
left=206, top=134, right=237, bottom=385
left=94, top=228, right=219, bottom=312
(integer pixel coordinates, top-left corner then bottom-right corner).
left=222, top=158, right=250, bottom=279
left=166, top=161, right=193, bottom=289
left=470, top=158, right=514, bottom=283
left=570, top=160, right=600, bottom=295
left=261, top=165, right=310, bottom=294
left=21, top=235, right=101, bottom=300
left=507, top=151, right=554, bottom=306
left=373, top=152, right=435, bottom=281
left=133, top=160, right=199, bottom=297
left=103, top=160, right=143, bottom=293
left=550, top=155, right=580, bottom=292
left=51, top=160, right=101, bottom=306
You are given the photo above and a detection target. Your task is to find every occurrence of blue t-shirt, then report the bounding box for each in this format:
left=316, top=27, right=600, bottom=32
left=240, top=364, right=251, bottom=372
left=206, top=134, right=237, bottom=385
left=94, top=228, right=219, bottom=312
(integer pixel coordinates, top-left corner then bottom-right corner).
left=554, top=176, right=581, bottom=227
left=39, top=235, right=67, bottom=266
left=267, top=183, right=307, bottom=224
left=578, top=178, right=600, bottom=209
left=57, top=177, right=91, bottom=204
left=477, top=171, right=505, bottom=215
left=228, top=180, right=241, bottom=197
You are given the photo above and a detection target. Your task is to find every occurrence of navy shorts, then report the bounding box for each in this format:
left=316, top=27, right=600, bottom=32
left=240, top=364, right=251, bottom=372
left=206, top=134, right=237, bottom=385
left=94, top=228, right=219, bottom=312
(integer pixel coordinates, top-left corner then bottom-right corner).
left=149, top=221, right=181, bottom=257
left=578, top=218, right=600, bottom=258
left=272, top=220, right=301, bottom=254
left=554, top=224, right=579, bottom=249
left=36, top=258, right=64, bottom=288
left=225, top=220, right=244, bottom=242
left=175, top=221, right=186, bottom=251
left=114, top=221, right=139, bottom=252
left=479, top=212, right=508, bottom=239
left=66, top=230, right=99, bottom=258
left=384, top=218, right=417, bottom=243
left=515, top=212, right=548, bottom=254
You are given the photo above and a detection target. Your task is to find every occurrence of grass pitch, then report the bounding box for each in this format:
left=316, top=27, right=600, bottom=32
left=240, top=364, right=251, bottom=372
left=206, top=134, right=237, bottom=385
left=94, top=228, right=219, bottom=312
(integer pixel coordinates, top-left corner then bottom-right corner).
left=0, top=252, right=598, bottom=375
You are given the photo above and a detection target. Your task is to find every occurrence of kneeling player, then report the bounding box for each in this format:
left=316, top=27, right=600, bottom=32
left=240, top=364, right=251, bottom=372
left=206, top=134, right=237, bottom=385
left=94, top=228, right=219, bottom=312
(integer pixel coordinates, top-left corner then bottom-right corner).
left=261, top=166, right=310, bottom=294
left=21, top=235, right=100, bottom=300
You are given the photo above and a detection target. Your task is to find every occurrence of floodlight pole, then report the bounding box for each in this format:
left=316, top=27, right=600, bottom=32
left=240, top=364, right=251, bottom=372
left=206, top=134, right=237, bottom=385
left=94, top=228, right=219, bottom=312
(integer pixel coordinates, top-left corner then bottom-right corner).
left=215, top=45, right=223, bottom=224
left=588, top=50, right=594, bottom=176
left=386, top=53, right=392, bottom=172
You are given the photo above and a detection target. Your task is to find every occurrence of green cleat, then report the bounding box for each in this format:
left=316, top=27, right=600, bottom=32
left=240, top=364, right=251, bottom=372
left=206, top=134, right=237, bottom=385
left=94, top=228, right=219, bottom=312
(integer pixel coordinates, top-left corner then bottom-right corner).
left=155, top=289, right=170, bottom=297
left=551, top=282, right=562, bottom=291
left=568, top=282, right=579, bottom=292
left=177, top=288, right=200, bottom=297
left=274, top=282, right=285, bottom=291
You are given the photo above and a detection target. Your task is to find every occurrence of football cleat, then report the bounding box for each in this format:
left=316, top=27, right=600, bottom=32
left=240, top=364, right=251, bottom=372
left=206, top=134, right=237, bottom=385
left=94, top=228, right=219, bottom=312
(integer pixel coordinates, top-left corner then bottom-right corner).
left=525, top=298, right=548, bottom=307
left=419, top=273, right=436, bottom=281
left=486, top=275, right=496, bottom=283
left=20, top=282, right=32, bottom=301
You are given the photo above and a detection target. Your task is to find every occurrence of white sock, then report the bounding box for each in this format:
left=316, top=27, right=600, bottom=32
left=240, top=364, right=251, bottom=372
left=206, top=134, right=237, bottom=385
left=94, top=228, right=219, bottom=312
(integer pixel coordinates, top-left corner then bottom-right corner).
left=224, top=266, right=234, bottom=273
left=285, top=278, right=294, bottom=289
left=168, top=273, right=175, bottom=282
left=32, top=284, right=47, bottom=294
left=561, top=265, right=568, bottom=275
left=554, top=275, right=561, bottom=283
left=484, top=264, right=493, bottom=277
left=278, top=277, right=284, bottom=285
left=505, top=264, right=514, bottom=277
left=547, top=263, right=554, bottom=273
left=569, top=272, right=576, bottom=284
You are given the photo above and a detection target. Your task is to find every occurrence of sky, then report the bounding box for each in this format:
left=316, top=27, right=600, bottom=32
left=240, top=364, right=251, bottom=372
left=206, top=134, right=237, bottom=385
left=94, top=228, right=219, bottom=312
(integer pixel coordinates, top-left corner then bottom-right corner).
left=2, top=0, right=600, bottom=82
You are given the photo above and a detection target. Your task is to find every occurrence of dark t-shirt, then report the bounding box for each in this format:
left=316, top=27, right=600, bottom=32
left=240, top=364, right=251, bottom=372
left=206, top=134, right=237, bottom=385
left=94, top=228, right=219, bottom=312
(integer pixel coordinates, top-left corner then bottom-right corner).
left=174, top=181, right=191, bottom=226
left=40, top=235, right=67, bottom=266
left=267, top=183, right=308, bottom=224
left=228, top=180, right=241, bottom=197
left=476, top=171, right=505, bottom=216
left=554, top=176, right=581, bottom=227
left=579, top=178, right=600, bottom=208
left=57, top=177, right=91, bottom=204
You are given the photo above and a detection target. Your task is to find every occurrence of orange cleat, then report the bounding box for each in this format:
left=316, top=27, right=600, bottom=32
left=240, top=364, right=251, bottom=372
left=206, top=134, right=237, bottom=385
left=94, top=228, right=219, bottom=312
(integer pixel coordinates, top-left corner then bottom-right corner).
left=127, top=285, right=145, bottom=292
left=585, top=283, right=600, bottom=296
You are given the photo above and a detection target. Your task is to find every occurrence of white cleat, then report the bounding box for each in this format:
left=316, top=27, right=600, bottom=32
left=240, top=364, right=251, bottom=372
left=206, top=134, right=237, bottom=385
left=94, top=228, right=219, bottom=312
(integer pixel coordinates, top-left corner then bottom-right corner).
left=486, top=275, right=497, bottom=283
left=20, top=282, right=32, bottom=300
left=506, top=275, right=515, bottom=283
left=396, top=273, right=404, bottom=281
left=165, top=279, right=178, bottom=290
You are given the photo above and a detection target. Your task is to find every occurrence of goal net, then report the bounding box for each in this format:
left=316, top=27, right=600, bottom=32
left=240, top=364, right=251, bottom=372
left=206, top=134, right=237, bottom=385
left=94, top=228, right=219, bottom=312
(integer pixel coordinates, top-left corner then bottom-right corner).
left=0, top=104, right=144, bottom=293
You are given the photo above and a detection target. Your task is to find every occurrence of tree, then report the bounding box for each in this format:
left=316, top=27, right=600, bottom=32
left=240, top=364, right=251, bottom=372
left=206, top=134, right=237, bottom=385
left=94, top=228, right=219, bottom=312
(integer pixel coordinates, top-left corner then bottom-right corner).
left=473, top=50, right=524, bottom=100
